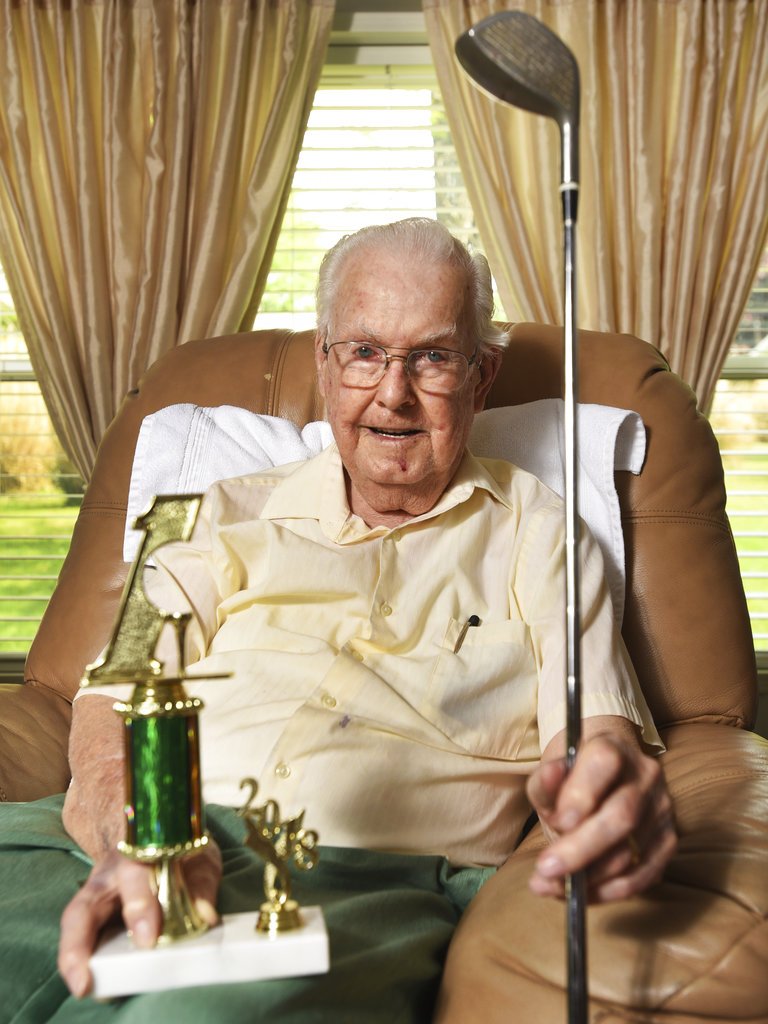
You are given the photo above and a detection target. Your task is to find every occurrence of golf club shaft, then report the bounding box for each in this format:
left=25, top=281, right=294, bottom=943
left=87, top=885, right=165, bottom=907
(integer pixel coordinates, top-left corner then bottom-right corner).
left=562, top=185, right=587, bottom=1024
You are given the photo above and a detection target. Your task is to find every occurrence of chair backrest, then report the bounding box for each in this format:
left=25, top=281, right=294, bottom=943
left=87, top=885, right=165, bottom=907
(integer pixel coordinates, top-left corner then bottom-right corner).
left=25, top=323, right=758, bottom=730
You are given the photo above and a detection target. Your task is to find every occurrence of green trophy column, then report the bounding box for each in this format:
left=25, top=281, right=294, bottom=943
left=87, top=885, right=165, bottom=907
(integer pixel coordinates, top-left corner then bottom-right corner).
left=121, top=691, right=205, bottom=858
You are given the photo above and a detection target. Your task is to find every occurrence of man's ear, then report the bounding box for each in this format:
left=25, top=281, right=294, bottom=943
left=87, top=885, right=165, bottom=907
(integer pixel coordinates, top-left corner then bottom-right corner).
left=314, top=331, right=329, bottom=398
left=473, top=345, right=503, bottom=412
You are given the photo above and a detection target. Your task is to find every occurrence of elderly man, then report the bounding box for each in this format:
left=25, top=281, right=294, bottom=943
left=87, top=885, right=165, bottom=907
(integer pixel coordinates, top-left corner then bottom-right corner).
left=55, top=219, right=675, bottom=1017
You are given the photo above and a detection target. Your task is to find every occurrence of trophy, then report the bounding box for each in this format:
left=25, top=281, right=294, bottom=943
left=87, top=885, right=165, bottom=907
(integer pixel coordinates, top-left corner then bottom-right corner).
left=238, top=778, right=320, bottom=934
left=84, top=495, right=329, bottom=997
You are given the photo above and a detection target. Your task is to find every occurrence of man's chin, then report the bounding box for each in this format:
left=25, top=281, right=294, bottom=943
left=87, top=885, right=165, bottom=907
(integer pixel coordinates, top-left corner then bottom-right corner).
left=348, top=462, right=446, bottom=511
left=359, top=457, right=427, bottom=486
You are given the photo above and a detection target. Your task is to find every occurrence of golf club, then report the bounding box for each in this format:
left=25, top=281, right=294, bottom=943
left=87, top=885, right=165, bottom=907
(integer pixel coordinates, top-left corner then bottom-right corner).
left=455, top=12, right=586, bottom=1024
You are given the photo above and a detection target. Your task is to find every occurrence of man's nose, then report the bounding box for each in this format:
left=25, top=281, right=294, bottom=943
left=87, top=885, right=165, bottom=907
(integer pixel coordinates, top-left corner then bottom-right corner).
left=375, top=357, right=416, bottom=406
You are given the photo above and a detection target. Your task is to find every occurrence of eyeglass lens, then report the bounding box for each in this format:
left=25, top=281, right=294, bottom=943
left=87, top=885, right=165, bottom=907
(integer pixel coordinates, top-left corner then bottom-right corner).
left=329, top=343, right=471, bottom=392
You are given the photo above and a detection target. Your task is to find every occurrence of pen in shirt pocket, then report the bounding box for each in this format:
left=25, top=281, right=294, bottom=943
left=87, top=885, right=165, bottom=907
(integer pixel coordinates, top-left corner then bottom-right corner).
left=453, top=614, right=480, bottom=653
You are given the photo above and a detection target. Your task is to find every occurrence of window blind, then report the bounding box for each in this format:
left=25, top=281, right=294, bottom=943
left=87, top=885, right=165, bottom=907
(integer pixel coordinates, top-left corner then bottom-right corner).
left=0, top=304, right=83, bottom=656
left=709, top=248, right=768, bottom=650
left=254, top=67, right=483, bottom=332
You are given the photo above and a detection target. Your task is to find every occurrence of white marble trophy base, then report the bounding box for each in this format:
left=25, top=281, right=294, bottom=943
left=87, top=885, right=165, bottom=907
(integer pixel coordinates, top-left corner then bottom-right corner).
left=89, top=906, right=329, bottom=998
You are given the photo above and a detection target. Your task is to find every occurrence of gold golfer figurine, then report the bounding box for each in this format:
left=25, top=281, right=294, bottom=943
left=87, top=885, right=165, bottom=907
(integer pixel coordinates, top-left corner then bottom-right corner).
left=237, top=777, right=320, bottom=933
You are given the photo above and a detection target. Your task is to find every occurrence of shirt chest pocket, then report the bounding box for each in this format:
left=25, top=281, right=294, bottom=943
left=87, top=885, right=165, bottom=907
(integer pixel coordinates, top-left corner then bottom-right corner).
left=423, top=618, right=538, bottom=760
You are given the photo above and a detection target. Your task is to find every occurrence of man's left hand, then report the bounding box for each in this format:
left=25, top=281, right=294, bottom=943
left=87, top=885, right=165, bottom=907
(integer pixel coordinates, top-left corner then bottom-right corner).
left=526, top=717, right=677, bottom=903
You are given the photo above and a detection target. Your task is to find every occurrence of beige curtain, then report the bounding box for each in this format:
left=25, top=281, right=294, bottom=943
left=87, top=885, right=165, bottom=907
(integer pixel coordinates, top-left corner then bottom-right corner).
left=425, top=0, right=768, bottom=406
left=0, top=0, right=334, bottom=479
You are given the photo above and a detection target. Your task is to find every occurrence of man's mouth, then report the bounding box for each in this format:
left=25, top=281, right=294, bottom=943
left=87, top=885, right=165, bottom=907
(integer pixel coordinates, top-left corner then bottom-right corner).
left=367, top=427, right=422, bottom=438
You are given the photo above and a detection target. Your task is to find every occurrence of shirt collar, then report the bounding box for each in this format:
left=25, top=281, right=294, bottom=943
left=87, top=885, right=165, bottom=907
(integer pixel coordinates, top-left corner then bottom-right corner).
left=260, top=441, right=516, bottom=543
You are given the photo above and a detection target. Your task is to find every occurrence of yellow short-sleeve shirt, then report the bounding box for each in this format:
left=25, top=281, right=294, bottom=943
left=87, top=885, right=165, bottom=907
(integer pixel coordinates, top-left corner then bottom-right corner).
left=87, top=444, right=660, bottom=867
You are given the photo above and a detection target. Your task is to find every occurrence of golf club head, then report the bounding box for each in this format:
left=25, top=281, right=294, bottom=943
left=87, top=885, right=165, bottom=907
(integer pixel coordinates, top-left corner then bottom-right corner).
left=456, top=10, right=580, bottom=185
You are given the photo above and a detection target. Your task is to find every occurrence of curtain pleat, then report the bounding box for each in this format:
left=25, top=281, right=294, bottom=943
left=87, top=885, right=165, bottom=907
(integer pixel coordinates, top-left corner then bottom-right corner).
left=0, top=0, right=334, bottom=478
left=424, top=0, right=768, bottom=406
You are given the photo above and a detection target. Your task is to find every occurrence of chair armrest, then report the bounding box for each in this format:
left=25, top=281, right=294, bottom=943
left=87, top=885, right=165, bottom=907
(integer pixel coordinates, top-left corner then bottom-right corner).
left=435, top=722, right=768, bottom=1023
left=0, top=684, right=72, bottom=803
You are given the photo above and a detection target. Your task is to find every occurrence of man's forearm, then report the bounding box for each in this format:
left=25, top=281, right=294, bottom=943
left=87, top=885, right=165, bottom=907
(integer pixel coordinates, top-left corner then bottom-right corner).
left=62, top=695, right=127, bottom=858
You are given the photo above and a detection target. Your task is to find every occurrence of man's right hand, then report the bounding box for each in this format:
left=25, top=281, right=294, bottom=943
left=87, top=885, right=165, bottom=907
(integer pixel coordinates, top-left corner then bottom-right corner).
left=59, top=694, right=223, bottom=998
left=57, top=842, right=222, bottom=999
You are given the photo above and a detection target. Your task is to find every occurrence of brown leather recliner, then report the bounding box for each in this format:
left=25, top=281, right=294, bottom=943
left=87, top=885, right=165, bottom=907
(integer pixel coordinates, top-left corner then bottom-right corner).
left=1, top=324, right=766, bottom=1021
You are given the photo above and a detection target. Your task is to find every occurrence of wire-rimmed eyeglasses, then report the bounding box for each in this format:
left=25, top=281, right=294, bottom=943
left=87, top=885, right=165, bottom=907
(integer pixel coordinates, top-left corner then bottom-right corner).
left=321, top=341, right=481, bottom=394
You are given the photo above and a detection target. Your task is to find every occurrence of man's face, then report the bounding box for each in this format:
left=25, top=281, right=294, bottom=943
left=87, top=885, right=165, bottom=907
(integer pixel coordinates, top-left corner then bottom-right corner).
left=315, top=248, right=500, bottom=524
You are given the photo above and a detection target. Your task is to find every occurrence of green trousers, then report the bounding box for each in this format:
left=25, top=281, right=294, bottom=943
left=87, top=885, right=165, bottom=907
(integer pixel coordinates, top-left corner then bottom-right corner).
left=0, top=797, right=493, bottom=1024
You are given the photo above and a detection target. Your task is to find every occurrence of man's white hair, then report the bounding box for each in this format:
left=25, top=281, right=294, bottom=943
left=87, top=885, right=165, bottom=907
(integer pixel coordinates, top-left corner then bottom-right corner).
left=315, top=218, right=509, bottom=351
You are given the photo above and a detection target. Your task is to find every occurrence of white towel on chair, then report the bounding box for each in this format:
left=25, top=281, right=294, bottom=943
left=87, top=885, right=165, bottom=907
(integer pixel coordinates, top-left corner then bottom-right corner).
left=468, top=401, right=645, bottom=623
left=126, top=406, right=334, bottom=558
left=125, top=400, right=645, bottom=622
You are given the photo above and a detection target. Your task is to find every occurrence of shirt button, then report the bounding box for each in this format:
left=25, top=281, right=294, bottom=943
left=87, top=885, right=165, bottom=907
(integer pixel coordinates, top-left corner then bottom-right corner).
left=352, top=650, right=364, bottom=662
left=322, top=693, right=337, bottom=709
left=391, top=530, right=401, bottom=542
left=274, top=762, right=291, bottom=779
left=381, top=602, right=392, bottom=616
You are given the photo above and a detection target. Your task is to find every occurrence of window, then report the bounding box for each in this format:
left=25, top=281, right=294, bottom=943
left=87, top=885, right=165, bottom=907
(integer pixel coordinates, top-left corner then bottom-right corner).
left=0, top=275, right=84, bottom=666
left=254, top=70, right=482, bottom=332
left=709, top=245, right=768, bottom=654
left=255, top=2, right=485, bottom=332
